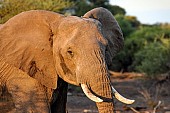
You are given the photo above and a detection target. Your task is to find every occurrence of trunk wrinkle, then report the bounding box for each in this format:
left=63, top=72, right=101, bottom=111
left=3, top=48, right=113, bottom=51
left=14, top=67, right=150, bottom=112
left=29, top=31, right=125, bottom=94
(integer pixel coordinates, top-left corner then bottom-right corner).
left=91, top=49, right=115, bottom=112
left=78, top=48, right=115, bottom=112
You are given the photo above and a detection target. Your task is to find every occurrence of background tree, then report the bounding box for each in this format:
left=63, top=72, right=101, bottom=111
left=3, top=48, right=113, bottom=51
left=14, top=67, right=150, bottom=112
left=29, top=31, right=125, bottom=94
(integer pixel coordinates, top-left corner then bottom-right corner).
left=106, top=5, right=126, bottom=15
left=134, top=40, right=170, bottom=77
left=0, top=0, right=73, bottom=23
left=72, top=0, right=126, bottom=16
left=72, top=0, right=93, bottom=16
left=111, top=25, right=170, bottom=77
left=89, top=0, right=109, bottom=7
left=115, top=15, right=139, bottom=37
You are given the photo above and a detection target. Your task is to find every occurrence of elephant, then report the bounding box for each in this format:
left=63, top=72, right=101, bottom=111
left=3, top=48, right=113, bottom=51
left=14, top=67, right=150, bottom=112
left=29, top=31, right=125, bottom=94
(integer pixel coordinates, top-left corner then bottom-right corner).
left=0, top=7, right=135, bottom=113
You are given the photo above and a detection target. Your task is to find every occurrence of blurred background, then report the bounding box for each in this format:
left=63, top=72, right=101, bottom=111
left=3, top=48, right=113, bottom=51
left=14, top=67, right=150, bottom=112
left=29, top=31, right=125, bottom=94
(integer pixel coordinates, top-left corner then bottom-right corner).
left=0, top=0, right=170, bottom=112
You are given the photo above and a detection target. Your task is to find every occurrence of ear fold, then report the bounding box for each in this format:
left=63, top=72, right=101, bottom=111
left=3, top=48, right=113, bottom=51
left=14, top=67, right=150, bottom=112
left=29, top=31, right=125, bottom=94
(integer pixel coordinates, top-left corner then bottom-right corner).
left=32, top=50, right=58, bottom=89
left=83, top=7, right=124, bottom=66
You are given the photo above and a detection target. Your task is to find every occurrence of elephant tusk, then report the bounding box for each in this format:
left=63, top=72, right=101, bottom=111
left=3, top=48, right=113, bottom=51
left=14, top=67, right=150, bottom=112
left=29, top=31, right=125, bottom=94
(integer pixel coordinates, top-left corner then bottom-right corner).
left=111, top=86, right=135, bottom=104
left=81, top=84, right=103, bottom=102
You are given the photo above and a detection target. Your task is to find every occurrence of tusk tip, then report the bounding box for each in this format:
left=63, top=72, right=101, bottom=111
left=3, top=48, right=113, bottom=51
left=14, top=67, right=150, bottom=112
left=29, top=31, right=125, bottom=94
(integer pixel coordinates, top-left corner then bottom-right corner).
left=112, top=86, right=135, bottom=104
left=115, top=92, right=135, bottom=104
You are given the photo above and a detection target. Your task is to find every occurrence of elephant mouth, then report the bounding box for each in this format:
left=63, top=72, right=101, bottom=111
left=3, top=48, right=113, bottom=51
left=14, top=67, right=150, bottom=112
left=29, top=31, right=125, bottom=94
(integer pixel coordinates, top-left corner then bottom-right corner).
left=81, top=83, right=135, bottom=104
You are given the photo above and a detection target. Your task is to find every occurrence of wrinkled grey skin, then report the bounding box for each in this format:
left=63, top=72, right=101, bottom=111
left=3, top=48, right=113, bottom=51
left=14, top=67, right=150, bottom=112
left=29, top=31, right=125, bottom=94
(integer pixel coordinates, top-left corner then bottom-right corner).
left=0, top=7, right=123, bottom=113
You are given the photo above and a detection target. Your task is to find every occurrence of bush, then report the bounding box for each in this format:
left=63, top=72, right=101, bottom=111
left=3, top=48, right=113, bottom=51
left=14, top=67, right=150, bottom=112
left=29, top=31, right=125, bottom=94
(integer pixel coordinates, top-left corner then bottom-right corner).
left=111, top=25, right=170, bottom=78
left=115, top=15, right=137, bottom=37
left=134, top=41, right=170, bottom=77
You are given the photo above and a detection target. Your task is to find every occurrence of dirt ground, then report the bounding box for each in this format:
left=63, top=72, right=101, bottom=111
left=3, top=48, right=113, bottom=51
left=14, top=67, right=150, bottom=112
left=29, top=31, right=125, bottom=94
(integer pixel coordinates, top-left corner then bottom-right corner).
left=1, top=72, right=170, bottom=113
left=67, top=73, right=170, bottom=113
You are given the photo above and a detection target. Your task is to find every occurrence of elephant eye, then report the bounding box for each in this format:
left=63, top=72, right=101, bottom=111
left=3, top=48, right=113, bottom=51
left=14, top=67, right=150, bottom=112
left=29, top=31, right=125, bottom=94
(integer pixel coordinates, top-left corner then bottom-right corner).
left=67, top=48, right=74, bottom=58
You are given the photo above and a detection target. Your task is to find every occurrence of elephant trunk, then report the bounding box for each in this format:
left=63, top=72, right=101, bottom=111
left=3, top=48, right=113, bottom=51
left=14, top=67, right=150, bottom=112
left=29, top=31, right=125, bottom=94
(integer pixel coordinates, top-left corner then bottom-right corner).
left=90, top=67, right=114, bottom=113
left=77, top=50, right=115, bottom=113
left=77, top=48, right=135, bottom=112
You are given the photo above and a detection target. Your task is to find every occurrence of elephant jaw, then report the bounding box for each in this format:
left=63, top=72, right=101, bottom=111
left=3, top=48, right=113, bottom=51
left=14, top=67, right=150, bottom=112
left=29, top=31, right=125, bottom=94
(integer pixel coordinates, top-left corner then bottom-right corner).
left=81, top=84, right=135, bottom=104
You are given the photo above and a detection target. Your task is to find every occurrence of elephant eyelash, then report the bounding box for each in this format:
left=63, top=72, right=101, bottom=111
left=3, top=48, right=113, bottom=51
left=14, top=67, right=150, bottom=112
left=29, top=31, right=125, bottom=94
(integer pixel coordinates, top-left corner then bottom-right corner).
left=67, top=48, right=74, bottom=58
left=67, top=50, right=73, bottom=55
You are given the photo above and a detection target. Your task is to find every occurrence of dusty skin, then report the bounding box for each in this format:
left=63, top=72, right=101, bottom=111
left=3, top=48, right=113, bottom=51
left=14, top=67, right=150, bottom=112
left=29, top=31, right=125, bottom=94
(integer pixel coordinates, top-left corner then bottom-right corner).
left=0, top=7, right=130, bottom=113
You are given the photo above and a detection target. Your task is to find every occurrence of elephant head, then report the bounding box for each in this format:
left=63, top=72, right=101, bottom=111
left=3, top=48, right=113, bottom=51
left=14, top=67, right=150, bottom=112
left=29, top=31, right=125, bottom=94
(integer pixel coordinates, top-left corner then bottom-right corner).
left=0, top=7, right=134, bottom=113
left=52, top=7, right=134, bottom=112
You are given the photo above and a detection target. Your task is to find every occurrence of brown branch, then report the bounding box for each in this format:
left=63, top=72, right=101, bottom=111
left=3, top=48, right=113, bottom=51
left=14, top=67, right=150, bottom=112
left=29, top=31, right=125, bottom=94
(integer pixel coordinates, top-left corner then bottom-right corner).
left=153, top=101, right=161, bottom=113
left=129, top=107, right=140, bottom=113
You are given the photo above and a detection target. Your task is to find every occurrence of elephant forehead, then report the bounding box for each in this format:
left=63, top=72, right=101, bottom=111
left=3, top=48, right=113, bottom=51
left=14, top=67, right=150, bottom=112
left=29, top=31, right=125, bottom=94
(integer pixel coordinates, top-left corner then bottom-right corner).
left=57, top=16, right=108, bottom=46
left=59, top=16, right=99, bottom=31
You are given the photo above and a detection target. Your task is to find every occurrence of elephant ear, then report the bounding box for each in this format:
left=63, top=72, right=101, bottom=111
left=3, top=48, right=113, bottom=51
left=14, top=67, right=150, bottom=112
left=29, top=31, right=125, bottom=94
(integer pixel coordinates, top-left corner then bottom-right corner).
left=83, top=7, right=124, bottom=66
left=0, top=10, right=59, bottom=89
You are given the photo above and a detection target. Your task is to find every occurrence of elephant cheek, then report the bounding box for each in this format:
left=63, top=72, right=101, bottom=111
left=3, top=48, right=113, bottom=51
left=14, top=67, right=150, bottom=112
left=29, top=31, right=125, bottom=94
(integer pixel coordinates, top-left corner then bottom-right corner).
left=56, top=52, right=78, bottom=85
left=60, top=62, right=72, bottom=75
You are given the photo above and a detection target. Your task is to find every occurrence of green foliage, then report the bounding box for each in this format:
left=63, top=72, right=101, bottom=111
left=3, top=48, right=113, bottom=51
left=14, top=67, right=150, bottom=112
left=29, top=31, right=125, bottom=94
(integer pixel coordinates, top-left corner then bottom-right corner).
left=111, top=25, right=170, bottom=77
left=89, top=0, right=109, bottom=7
left=134, top=41, right=170, bottom=77
left=73, top=0, right=93, bottom=16
left=125, top=16, right=140, bottom=28
left=115, top=15, right=140, bottom=37
left=129, top=26, right=170, bottom=75
left=106, top=5, right=126, bottom=15
left=72, top=0, right=126, bottom=16
left=0, top=0, right=73, bottom=23
left=125, top=26, right=170, bottom=55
